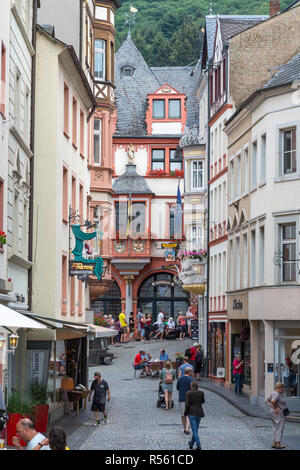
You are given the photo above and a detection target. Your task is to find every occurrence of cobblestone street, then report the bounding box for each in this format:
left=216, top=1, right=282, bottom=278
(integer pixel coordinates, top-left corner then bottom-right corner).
left=59, top=338, right=300, bottom=451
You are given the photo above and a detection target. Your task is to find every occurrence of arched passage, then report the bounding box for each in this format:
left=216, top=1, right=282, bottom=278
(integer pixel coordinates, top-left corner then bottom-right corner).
left=137, top=272, right=189, bottom=322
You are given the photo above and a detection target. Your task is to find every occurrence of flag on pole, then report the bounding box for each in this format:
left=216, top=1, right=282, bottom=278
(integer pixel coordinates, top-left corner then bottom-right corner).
left=130, top=5, right=138, bottom=13
left=174, top=179, right=183, bottom=240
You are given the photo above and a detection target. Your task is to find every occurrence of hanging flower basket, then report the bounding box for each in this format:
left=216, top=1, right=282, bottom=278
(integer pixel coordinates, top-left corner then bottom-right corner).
left=94, top=313, right=109, bottom=328
left=178, top=249, right=207, bottom=263
left=149, top=169, right=184, bottom=178
left=0, top=231, right=7, bottom=245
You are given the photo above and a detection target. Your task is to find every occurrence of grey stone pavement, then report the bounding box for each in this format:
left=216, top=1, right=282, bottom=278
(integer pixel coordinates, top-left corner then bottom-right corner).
left=56, top=338, right=300, bottom=451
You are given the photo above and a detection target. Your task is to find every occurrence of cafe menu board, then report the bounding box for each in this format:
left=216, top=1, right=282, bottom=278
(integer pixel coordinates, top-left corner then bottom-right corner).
left=191, top=320, right=199, bottom=341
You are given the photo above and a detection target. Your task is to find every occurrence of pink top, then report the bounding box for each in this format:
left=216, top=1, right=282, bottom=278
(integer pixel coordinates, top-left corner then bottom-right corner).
left=233, top=359, right=244, bottom=375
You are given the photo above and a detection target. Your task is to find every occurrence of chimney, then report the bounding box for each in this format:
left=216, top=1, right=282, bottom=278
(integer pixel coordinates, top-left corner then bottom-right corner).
left=270, top=0, right=280, bottom=16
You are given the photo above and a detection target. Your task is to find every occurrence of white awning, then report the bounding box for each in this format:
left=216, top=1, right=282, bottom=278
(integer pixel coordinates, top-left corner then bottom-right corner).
left=0, top=304, right=47, bottom=330
left=86, top=324, right=119, bottom=338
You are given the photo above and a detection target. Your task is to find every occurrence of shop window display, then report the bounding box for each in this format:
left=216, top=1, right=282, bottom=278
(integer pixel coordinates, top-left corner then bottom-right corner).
left=209, top=322, right=226, bottom=377
left=274, top=328, right=300, bottom=397
left=231, top=321, right=251, bottom=386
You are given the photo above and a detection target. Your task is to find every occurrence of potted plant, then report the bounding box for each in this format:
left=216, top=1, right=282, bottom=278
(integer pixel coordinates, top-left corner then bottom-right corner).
left=6, top=391, right=33, bottom=446
left=0, top=231, right=7, bottom=245
left=30, top=383, right=49, bottom=434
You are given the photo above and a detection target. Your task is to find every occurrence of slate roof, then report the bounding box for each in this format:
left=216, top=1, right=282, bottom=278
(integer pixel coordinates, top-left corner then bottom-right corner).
left=114, top=34, right=200, bottom=137
left=263, top=51, right=300, bottom=88
left=205, top=15, right=268, bottom=64
left=112, top=164, right=153, bottom=195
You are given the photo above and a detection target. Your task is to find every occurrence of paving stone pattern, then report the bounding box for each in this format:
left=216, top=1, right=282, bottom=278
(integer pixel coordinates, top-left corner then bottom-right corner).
left=64, top=338, right=299, bottom=451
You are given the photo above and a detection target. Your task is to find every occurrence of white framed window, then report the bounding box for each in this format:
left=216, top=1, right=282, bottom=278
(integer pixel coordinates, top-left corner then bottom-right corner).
left=110, top=10, right=115, bottom=25
left=243, top=233, right=248, bottom=288
left=229, top=239, right=233, bottom=290
left=93, top=117, right=102, bottom=164
left=229, top=159, right=234, bottom=201
left=250, top=229, right=256, bottom=287
left=95, top=6, right=108, bottom=21
left=191, top=225, right=203, bottom=250
left=191, top=160, right=204, bottom=191
left=95, top=39, right=106, bottom=80
left=251, top=141, right=257, bottom=188
left=260, top=134, right=266, bottom=183
left=281, top=224, right=296, bottom=282
left=281, top=128, right=296, bottom=175
left=259, top=226, right=265, bottom=285
left=236, top=153, right=241, bottom=198
left=235, top=236, right=240, bottom=290
left=243, top=146, right=249, bottom=193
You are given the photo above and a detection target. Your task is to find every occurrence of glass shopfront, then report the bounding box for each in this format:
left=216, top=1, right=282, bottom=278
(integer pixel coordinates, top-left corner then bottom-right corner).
left=274, top=327, right=300, bottom=397
left=209, top=322, right=226, bottom=377
left=231, top=320, right=251, bottom=385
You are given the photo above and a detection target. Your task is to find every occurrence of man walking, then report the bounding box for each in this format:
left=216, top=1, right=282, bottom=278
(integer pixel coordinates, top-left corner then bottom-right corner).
left=119, top=309, right=128, bottom=344
left=154, top=310, right=165, bottom=341
left=88, top=372, right=111, bottom=426
left=177, top=367, right=194, bottom=435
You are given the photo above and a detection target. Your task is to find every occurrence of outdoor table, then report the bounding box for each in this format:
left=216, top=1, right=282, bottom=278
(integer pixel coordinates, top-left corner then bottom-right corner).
left=66, top=390, right=83, bottom=416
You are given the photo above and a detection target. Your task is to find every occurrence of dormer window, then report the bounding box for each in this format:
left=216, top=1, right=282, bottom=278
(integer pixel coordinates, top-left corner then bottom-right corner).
left=146, top=84, right=187, bottom=135
left=120, top=66, right=135, bottom=77
left=169, top=99, right=181, bottom=119
left=153, top=100, right=165, bottom=119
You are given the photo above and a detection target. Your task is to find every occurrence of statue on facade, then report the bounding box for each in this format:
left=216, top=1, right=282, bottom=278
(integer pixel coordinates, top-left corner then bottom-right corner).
left=127, top=143, right=135, bottom=163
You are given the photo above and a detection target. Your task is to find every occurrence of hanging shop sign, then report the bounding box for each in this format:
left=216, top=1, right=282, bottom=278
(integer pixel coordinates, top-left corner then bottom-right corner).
left=233, top=299, right=243, bottom=310
left=161, top=242, right=179, bottom=250
left=151, top=280, right=175, bottom=287
left=69, top=261, right=96, bottom=277
left=165, top=251, right=176, bottom=262
left=161, top=265, right=178, bottom=271
left=70, top=225, right=103, bottom=282
left=178, top=259, right=207, bottom=295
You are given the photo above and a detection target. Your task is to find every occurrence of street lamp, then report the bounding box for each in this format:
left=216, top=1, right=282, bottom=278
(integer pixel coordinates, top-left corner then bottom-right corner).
left=9, top=334, right=19, bottom=354
left=0, top=334, right=19, bottom=355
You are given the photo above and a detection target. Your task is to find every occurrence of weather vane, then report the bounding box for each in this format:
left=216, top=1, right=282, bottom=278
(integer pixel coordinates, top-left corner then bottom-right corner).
left=124, top=4, right=138, bottom=36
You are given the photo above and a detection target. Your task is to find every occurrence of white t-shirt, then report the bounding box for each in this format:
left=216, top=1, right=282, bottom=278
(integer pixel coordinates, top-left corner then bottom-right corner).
left=186, top=311, right=193, bottom=320
left=26, top=432, right=51, bottom=450
left=168, top=320, right=175, bottom=329
left=157, top=312, right=164, bottom=324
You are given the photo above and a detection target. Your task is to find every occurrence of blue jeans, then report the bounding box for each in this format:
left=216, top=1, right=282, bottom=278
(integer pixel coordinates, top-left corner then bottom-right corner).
left=234, top=374, right=243, bottom=394
left=188, top=415, right=201, bottom=448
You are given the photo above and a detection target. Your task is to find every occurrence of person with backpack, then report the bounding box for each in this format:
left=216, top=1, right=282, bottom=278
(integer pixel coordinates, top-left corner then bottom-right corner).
left=159, top=361, right=176, bottom=410
left=195, top=345, right=203, bottom=380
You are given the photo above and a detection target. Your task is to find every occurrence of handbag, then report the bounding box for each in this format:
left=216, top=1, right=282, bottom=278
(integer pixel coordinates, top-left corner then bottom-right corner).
left=283, top=408, right=290, bottom=416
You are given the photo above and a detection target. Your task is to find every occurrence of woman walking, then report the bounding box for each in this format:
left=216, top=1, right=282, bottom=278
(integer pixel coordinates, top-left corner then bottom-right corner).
left=266, top=382, right=288, bottom=449
left=184, top=380, right=205, bottom=450
left=139, top=314, right=146, bottom=343
left=144, top=314, right=152, bottom=343
left=159, top=361, right=176, bottom=410
left=177, top=311, right=186, bottom=341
